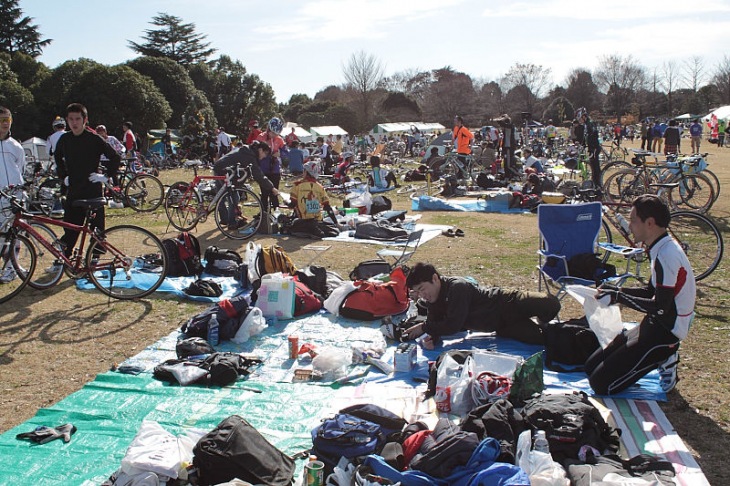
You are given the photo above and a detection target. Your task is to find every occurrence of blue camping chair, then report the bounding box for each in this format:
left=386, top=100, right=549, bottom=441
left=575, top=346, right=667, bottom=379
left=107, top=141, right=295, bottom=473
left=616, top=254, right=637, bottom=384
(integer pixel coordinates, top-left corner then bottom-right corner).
left=537, top=202, right=637, bottom=300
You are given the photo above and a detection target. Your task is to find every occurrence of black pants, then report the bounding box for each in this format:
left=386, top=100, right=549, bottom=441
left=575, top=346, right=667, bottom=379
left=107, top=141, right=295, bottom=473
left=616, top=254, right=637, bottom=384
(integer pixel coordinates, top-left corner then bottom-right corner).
left=588, top=146, right=601, bottom=188
left=60, top=193, right=105, bottom=258
left=261, top=172, right=281, bottom=210
left=586, top=316, right=679, bottom=395
left=492, top=290, right=561, bottom=345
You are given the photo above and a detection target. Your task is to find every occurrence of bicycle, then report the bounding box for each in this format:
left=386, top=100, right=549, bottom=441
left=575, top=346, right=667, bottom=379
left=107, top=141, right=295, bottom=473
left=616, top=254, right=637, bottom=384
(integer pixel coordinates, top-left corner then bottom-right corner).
left=569, top=187, right=723, bottom=282
left=0, top=186, right=168, bottom=303
left=103, top=161, right=164, bottom=212
left=164, top=162, right=265, bottom=240
left=428, top=150, right=480, bottom=183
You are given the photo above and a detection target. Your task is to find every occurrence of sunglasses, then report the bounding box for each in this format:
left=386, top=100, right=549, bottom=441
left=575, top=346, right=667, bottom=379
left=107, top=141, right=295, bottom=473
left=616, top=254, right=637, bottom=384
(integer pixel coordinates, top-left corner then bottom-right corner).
left=0, top=117, right=12, bottom=123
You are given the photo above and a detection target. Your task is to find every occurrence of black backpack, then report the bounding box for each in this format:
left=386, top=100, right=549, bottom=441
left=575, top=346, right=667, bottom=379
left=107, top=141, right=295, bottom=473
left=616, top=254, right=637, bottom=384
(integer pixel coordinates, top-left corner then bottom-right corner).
left=181, top=294, right=251, bottom=341
left=543, top=317, right=600, bottom=371
left=162, top=232, right=202, bottom=277
left=567, top=253, right=617, bottom=282
left=521, top=392, right=621, bottom=464
left=193, top=415, right=295, bottom=486
left=185, top=279, right=223, bottom=298
left=204, top=246, right=243, bottom=277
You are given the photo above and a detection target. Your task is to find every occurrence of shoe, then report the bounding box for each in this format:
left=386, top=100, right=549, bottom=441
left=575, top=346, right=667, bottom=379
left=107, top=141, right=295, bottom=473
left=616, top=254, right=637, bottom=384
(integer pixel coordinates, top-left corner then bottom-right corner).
left=454, top=228, right=465, bottom=237
left=45, top=261, right=63, bottom=274
left=658, top=351, right=680, bottom=393
left=0, top=266, right=16, bottom=283
left=442, top=228, right=455, bottom=237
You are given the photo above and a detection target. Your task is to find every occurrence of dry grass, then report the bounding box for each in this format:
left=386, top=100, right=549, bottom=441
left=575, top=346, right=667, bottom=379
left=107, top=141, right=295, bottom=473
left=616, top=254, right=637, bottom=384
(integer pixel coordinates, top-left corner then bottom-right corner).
left=0, top=139, right=728, bottom=483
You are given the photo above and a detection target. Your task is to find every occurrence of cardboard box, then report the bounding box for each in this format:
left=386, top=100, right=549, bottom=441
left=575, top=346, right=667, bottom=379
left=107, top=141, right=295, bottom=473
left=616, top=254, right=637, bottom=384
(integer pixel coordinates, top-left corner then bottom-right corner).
left=394, top=343, right=417, bottom=372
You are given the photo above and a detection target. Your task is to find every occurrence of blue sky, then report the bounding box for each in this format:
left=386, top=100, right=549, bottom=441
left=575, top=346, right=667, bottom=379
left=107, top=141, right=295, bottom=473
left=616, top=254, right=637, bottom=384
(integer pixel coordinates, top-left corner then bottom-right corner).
left=24, top=0, right=730, bottom=103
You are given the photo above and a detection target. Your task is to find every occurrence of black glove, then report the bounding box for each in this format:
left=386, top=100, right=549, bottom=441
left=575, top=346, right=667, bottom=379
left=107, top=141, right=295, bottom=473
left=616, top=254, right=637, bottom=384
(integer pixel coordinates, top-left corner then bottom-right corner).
left=596, top=288, right=620, bottom=305
left=16, top=423, right=77, bottom=444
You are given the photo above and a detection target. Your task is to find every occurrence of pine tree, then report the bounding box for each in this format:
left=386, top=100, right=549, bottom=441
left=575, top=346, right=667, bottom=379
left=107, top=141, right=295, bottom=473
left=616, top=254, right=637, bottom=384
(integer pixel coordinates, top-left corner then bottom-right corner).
left=128, top=13, right=216, bottom=66
left=0, top=0, right=51, bottom=58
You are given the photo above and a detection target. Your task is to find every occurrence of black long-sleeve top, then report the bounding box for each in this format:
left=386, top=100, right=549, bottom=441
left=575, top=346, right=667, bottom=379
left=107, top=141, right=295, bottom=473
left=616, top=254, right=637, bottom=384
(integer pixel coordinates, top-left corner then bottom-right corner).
left=55, top=128, right=121, bottom=198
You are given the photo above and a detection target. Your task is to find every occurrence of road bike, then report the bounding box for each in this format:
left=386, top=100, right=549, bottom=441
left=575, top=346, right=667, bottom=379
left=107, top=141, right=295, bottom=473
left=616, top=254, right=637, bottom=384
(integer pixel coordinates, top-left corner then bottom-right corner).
left=0, top=186, right=168, bottom=304
left=428, top=151, right=481, bottom=183
left=103, top=160, right=164, bottom=212
left=164, top=162, right=265, bottom=240
left=568, top=187, right=723, bottom=282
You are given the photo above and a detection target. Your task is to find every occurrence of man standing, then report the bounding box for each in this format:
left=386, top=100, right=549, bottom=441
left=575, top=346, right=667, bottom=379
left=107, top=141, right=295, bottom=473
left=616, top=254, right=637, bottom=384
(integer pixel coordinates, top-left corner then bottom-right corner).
left=284, top=127, right=299, bottom=148
left=452, top=115, right=474, bottom=162
left=589, top=195, right=695, bottom=394
left=0, top=106, right=27, bottom=283
left=46, top=117, right=67, bottom=158
left=122, top=121, right=137, bottom=159
left=54, top=103, right=121, bottom=261
left=216, top=127, right=231, bottom=159
left=689, top=119, right=702, bottom=154
left=545, top=119, right=557, bottom=149
left=576, top=108, right=601, bottom=188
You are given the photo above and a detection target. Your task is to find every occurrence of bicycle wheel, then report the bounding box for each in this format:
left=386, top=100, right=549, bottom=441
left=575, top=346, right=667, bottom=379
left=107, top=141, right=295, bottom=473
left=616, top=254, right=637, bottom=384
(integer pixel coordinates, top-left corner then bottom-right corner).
left=37, top=177, right=63, bottom=217
left=85, top=225, right=168, bottom=299
left=701, top=169, right=721, bottom=203
left=603, top=169, right=654, bottom=204
left=21, top=222, right=64, bottom=289
left=668, top=211, right=723, bottom=281
left=600, top=161, right=632, bottom=188
left=214, top=187, right=264, bottom=240
left=0, top=233, right=36, bottom=304
left=164, top=181, right=201, bottom=231
left=667, top=173, right=715, bottom=213
left=125, top=174, right=164, bottom=212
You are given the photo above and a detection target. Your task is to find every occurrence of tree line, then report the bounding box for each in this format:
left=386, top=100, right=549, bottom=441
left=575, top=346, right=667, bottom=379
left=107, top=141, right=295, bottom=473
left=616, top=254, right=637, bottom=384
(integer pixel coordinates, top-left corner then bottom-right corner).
left=0, top=1, right=728, bottom=142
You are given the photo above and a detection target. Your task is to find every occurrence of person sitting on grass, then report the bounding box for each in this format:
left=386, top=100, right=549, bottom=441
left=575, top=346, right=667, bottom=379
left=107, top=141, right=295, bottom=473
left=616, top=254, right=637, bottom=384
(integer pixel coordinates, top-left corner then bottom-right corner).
left=367, top=156, right=399, bottom=189
left=285, top=160, right=339, bottom=239
left=402, top=262, right=560, bottom=349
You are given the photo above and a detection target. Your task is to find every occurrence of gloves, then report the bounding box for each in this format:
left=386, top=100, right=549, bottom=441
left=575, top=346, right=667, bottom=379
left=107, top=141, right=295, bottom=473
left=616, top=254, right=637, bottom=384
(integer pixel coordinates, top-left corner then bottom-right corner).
left=63, top=176, right=69, bottom=186
left=16, top=423, right=77, bottom=444
left=88, top=173, right=108, bottom=184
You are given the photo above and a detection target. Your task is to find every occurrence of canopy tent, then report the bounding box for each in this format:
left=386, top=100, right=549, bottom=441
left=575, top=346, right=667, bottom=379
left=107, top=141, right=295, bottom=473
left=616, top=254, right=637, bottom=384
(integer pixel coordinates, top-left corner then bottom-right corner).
left=283, top=122, right=313, bottom=143
left=22, top=137, right=50, bottom=164
left=147, top=128, right=182, bottom=141
left=703, top=105, right=730, bottom=122
left=674, top=113, right=702, bottom=121
left=309, top=125, right=348, bottom=138
left=370, top=122, right=445, bottom=137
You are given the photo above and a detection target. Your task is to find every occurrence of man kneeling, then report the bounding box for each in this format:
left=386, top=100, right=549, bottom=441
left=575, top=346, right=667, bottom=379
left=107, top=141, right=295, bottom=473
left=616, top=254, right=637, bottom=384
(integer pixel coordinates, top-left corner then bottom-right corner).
left=403, top=262, right=560, bottom=348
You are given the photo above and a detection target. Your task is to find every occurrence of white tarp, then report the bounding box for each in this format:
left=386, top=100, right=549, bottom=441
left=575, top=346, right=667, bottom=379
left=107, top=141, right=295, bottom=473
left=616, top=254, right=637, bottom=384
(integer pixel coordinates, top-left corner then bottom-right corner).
left=309, top=125, right=348, bottom=137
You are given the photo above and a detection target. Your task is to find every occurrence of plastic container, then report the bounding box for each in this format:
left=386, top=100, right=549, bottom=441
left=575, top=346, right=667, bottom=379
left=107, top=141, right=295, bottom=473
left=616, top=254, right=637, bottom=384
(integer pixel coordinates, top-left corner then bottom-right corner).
left=533, top=430, right=550, bottom=453
left=206, top=315, right=220, bottom=346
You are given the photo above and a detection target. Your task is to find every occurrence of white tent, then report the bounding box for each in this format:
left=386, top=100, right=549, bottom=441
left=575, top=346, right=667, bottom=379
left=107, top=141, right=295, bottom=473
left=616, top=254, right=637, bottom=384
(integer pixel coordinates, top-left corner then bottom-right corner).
left=309, top=126, right=348, bottom=138
left=703, top=105, right=730, bottom=122
left=283, top=122, right=313, bottom=143
left=370, top=121, right=445, bottom=137
left=22, top=137, right=50, bottom=164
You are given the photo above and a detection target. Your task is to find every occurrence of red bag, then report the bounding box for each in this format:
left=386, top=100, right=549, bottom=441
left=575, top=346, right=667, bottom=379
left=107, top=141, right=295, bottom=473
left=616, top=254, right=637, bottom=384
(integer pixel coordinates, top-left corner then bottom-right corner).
left=339, top=267, right=410, bottom=321
left=293, top=278, right=323, bottom=316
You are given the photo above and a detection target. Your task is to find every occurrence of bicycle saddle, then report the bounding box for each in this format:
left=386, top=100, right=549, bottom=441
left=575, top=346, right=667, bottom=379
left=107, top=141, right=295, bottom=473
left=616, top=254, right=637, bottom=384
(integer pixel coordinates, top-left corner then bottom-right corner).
left=71, top=197, right=107, bottom=210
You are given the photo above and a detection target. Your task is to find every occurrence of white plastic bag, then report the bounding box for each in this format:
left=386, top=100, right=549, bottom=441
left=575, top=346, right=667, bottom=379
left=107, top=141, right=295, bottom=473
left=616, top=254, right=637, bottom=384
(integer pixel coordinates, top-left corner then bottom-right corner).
left=566, top=284, right=623, bottom=348
left=121, top=421, right=202, bottom=479
left=434, top=354, right=474, bottom=415
left=244, top=241, right=262, bottom=283
left=515, top=430, right=569, bottom=486
left=346, top=189, right=373, bottom=214
left=312, top=347, right=352, bottom=380
left=231, top=307, right=267, bottom=344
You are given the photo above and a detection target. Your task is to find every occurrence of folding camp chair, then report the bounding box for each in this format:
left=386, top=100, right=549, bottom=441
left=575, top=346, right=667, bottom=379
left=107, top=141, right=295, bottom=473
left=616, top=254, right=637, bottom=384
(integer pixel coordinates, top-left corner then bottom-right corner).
left=537, top=202, right=619, bottom=301
left=376, top=228, right=424, bottom=270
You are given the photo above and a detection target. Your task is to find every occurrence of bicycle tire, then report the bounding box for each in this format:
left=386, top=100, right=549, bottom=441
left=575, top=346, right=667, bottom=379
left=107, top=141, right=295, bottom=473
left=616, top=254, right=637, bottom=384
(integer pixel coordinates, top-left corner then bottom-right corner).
left=22, top=222, right=64, bottom=290
left=0, top=233, right=36, bottom=304
left=164, top=181, right=201, bottom=231
left=603, top=169, right=655, bottom=204
left=85, top=224, right=168, bottom=299
left=597, top=218, right=613, bottom=263
left=668, top=211, right=723, bottom=281
left=37, top=177, right=63, bottom=217
left=701, top=168, right=721, bottom=203
left=600, top=160, right=632, bottom=187
left=667, top=173, right=715, bottom=213
left=214, top=187, right=264, bottom=240
left=125, top=174, right=164, bottom=212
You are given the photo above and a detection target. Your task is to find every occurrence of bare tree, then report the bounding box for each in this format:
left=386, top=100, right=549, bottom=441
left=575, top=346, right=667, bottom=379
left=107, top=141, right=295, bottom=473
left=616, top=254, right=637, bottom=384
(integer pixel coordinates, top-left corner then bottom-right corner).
left=500, top=63, right=552, bottom=114
left=661, top=61, right=681, bottom=115
left=342, top=51, right=384, bottom=130
left=711, top=55, right=730, bottom=104
left=381, top=68, right=431, bottom=106
left=682, top=56, right=706, bottom=92
left=594, top=54, right=646, bottom=116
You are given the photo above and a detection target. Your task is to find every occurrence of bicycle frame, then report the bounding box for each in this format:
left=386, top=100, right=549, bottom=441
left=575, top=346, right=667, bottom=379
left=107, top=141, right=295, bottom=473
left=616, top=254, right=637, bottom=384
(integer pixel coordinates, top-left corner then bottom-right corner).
left=176, top=165, right=252, bottom=222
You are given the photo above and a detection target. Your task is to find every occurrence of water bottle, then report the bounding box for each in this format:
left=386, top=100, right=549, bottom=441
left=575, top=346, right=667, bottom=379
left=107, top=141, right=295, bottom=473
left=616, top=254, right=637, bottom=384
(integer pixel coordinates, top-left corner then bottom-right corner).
left=533, top=430, right=550, bottom=453
left=207, top=315, right=220, bottom=346
left=616, top=212, right=630, bottom=234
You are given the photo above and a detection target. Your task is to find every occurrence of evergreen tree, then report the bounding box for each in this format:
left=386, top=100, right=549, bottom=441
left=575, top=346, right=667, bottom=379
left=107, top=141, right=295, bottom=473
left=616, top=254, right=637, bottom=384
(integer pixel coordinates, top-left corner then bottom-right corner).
left=0, top=0, right=51, bottom=58
left=128, top=13, right=216, bottom=66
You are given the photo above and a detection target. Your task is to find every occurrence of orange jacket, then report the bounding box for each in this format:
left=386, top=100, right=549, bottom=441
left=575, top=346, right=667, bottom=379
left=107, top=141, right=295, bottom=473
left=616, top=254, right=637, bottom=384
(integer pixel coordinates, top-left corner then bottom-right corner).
left=453, top=125, right=474, bottom=154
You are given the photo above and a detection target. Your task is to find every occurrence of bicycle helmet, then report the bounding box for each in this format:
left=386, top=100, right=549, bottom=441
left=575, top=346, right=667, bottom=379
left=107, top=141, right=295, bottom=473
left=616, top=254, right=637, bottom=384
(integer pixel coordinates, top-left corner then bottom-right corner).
left=471, top=371, right=511, bottom=406
left=303, top=160, right=322, bottom=179
left=575, top=107, right=587, bottom=120
left=52, top=117, right=66, bottom=128
left=268, top=117, right=284, bottom=134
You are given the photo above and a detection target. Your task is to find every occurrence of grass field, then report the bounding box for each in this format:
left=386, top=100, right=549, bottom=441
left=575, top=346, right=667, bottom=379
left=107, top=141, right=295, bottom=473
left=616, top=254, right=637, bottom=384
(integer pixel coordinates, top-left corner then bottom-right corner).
left=0, top=138, right=728, bottom=484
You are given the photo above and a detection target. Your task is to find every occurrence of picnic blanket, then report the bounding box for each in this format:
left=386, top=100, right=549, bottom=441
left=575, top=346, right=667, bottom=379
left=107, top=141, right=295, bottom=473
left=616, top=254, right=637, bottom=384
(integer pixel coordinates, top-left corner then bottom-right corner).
left=0, top=312, right=708, bottom=485
left=411, top=192, right=529, bottom=213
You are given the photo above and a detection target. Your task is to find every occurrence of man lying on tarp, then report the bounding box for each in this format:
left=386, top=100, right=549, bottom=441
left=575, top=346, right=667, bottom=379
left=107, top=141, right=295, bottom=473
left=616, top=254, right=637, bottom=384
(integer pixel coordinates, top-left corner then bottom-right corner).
left=402, top=262, right=560, bottom=349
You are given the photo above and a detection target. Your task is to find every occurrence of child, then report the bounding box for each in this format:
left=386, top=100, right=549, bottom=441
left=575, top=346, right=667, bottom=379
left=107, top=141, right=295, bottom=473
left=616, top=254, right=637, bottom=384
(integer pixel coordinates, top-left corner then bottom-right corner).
left=368, top=156, right=399, bottom=189
left=286, top=161, right=339, bottom=239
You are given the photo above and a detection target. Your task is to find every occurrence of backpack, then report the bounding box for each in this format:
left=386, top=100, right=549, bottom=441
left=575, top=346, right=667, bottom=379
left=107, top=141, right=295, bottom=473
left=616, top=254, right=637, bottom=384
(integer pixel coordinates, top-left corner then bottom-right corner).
left=370, top=195, right=392, bottom=215
left=521, top=392, right=621, bottom=464
left=293, top=278, right=323, bottom=316
left=162, top=232, right=202, bottom=277
left=185, top=278, right=223, bottom=298
left=193, top=415, right=295, bottom=486
left=181, top=295, right=251, bottom=341
left=204, top=246, right=243, bottom=277
left=567, top=253, right=617, bottom=282
left=565, top=453, right=675, bottom=486
left=339, top=267, right=410, bottom=321
left=257, top=244, right=297, bottom=277
left=349, top=259, right=392, bottom=280
left=543, top=317, right=600, bottom=371
left=199, top=352, right=262, bottom=387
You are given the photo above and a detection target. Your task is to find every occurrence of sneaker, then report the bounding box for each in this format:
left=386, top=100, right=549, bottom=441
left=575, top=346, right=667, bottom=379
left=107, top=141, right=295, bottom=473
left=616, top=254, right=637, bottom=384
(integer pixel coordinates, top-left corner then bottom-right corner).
left=0, top=266, right=17, bottom=284
left=658, top=351, right=680, bottom=393
left=45, top=261, right=63, bottom=274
